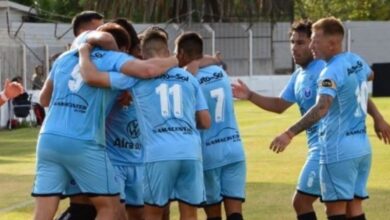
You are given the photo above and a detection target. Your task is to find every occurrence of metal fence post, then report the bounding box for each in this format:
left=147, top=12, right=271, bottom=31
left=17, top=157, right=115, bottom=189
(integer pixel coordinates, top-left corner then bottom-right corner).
left=203, top=24, right=215, bottom=55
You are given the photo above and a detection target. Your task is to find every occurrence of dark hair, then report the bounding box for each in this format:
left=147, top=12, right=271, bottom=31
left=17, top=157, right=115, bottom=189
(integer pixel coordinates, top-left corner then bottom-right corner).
left=175, top=32, right=203, bottom=59
left=113, top=18, right=140, bottom=54
left=97, top=23, right=130, bottom=51
left=71, top=11, right=104, bottom=36
left=289, top=20, right=312, bottom=38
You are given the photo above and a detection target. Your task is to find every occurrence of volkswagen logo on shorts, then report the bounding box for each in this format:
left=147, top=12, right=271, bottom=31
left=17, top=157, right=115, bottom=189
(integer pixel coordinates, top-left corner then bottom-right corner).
left=127, top=120, right=140, bottom=138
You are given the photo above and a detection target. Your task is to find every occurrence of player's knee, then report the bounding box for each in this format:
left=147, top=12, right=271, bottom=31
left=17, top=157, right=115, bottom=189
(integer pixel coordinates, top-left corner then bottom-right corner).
left=297, top=211, right=317, bottom=220
left=227, top=213, right=243, bottom=220
left=328, top=214, right=347, bottom=220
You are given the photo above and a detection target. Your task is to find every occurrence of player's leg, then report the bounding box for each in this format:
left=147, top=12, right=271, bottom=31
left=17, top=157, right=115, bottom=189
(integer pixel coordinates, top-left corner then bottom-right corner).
left=89, top=196, right=124, bottom=220
left=66, top=141, right=123, bottom=220
left=32, top=134, right=70, bottom=220
left=346, top=154, right=371, bottom=220
left=221, top=161, right=246, bottom=220
left=34, top=197, right=61, bottom=220
left=123, top=165, right=145, bottom=220
left=178, top=202, right=197, bottom=220
left=294, top=159, right=321, bottom=219
left=144, top=161, right=179, bottom=220
left=175, top=160, right=206, bottom=220
left=320, top=159, right=359, bottom=219
left=203, top=167, right=223, bottom=219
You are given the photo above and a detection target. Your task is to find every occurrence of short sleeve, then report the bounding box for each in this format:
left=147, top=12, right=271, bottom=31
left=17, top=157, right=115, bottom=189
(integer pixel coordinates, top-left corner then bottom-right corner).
left=109, top=72, right=138, bottom=90
left=279, top=72, right=297, bottom=103
left=194, top=81, right=208, bottom=111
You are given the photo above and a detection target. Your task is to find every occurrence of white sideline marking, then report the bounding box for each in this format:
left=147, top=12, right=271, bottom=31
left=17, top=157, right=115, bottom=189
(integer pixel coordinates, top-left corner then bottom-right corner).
left=0, top=199, right=34, bottom=213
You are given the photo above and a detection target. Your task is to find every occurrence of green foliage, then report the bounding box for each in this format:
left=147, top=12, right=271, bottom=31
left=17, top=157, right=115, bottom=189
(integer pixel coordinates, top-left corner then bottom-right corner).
left=295, top=0, right=390, bottom=21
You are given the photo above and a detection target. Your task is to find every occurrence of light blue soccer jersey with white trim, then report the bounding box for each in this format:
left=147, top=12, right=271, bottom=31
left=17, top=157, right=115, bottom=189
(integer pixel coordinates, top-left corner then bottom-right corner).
left=280, top=59, right=326, bottom=160
left=131, top=67, right=208, bottom=162
left=106, top=100, right=143, bottom=165
left=317, top=52, right=372, bottom=164
left=196, top=65, right=245, bottom=170
left=40, top=49, right=136, bottom=146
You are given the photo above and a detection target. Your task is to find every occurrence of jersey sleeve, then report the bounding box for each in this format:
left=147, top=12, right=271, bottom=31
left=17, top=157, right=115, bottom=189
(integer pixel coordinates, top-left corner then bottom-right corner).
left=359, top=58, right=373, bottom=80
left=279, top=71, right=297, bottom=103
left=194, top=81, right=208, bottom=111
left=318, top=66, right=340, bottom=98
left=109, top=72, right=138, bottom=90
left=105, top=52, right=135, bottom=72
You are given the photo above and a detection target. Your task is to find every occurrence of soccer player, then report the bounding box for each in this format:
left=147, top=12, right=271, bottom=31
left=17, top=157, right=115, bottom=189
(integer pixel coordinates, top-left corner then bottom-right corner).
left=269, top=17, right=388, bottom=220
left=33, top=23, right=177, bottom=220
left=176, top=32, right=246, bottom=220
left=233, top=19, right=390, bottom=220
left=77, top=28, right=211, bottom=220
left=0, top=79, right=24, bottom=107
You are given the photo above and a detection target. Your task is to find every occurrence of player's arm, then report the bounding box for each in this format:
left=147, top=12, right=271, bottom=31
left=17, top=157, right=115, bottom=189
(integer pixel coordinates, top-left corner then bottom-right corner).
left=120, top=56, right=178, bottom=79
left=72, top=31, right=119, bottom=51
left=39, top=78, right=53, bottom=107
left=232, top=79, right=293, bottom=113
left=78, top=43, right=111, bottom=88
left=270, top=94, right=333, bottom=153
left=196, top=110, right=211, bottom=129
left=367, top=98, right=390, bottom=144
left=0, top=79, right=24, bottom=107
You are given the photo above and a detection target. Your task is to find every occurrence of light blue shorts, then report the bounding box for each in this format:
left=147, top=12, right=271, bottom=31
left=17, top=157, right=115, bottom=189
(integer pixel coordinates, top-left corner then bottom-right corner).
left=144, top=160, right=205, bottom=207
left=114, top=164, right=144, bottom=207
left=296, top=159, right=321, bottom=197
left=320, top=154, right=371, bottom=202
left=203, top=161, right=246, bottom=205
left=31, top=133, right=120, bottom=197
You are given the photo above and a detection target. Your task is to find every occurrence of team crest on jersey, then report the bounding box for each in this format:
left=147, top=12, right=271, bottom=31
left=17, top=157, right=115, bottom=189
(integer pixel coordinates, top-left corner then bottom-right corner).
left=127, top=120, right=140, bottom=138
left=303, top=88, right=312, bottom=99
left=319, top=79, right=336, bottom=89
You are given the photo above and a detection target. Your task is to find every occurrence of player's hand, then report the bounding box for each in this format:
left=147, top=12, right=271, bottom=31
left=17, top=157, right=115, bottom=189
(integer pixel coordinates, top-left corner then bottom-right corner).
left=269, top=131, right=294, bottom=153
left=78, top=43, right=93, bottom=55
left=374, top=118, right=390, bottom=144
left=231, top=79, right=252, bottom=100
left=117, top=91, right=132, bottom=107
left=3, top=79, right=24, bottom=99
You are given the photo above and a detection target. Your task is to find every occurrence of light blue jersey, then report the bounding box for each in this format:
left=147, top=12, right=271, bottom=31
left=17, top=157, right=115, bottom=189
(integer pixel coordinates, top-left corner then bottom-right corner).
left=196, top=65, right=245, bottom=170
left=41, top=49, right=136, bottom=145
left=280, top=59, right=326, bottom=160
left=131, top=67, right=208, bottom=162
left=318, top=52, right=372, bottom=164
left=106, top=100, right=143, bottom=165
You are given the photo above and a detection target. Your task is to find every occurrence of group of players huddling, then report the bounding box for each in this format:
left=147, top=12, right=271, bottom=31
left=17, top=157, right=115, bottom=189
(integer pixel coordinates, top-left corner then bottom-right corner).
left=31, top=10, right=390, bottom=220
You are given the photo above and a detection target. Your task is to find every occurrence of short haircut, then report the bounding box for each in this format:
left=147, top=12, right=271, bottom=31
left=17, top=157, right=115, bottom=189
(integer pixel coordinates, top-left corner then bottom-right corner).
left=72, top=11, right=104, bottom=36
left=141, top=27, right=169, bottom=57
left=175, top=32, right=203, bottom=59
left=289, top=19, right=312, bottom=38
left=113, top=18, right=140, bottom=53
left=312, top=17, right=344, bottom=37
left=97, top=23, right=130, bottom=51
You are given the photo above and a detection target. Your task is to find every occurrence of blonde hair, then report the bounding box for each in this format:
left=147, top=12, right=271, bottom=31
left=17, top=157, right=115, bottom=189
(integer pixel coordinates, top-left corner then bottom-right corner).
left=312, top=17, right=344, bottom=37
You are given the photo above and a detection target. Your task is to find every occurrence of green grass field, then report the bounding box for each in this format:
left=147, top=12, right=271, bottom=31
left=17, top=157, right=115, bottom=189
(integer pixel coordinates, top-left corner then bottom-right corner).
left=0, top=98, right=389, bottom=219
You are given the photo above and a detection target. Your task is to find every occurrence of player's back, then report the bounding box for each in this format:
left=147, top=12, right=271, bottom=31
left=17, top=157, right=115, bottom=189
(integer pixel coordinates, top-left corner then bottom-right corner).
left=131, top=67, right=206, bottom=162
left=41, top=49, right=132, bottom=145
left=106, top=100, right=143, bottom=165
left=196, top=65, right=245, bottom=170
left=318, top=52, right=372, bottom=163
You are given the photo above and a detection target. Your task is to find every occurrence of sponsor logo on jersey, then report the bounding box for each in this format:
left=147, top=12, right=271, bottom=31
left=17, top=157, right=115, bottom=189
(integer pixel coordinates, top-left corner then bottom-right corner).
left=347, top=61, right=363, bottom=75
left=319, top=79, right=336, bottom=89
left=199, top=71, right=224, bottom=85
